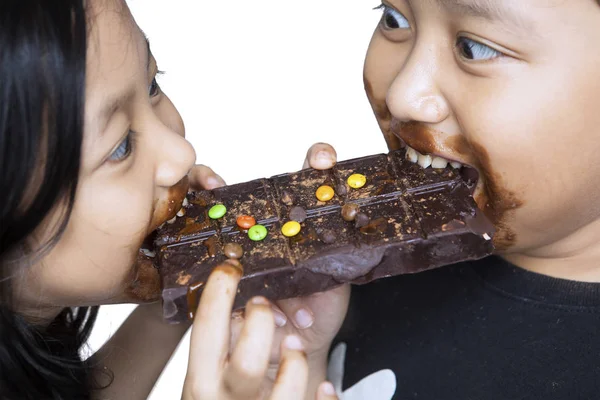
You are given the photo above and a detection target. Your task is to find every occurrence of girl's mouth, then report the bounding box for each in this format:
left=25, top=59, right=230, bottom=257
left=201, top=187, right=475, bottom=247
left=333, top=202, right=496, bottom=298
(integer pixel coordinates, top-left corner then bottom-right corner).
left=139, top=177, right=190, bottom=262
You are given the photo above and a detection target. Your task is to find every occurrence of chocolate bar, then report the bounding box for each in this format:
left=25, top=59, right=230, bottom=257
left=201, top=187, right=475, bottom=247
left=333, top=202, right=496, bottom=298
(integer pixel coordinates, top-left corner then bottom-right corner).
left=156, top=149, right=494, bottom=323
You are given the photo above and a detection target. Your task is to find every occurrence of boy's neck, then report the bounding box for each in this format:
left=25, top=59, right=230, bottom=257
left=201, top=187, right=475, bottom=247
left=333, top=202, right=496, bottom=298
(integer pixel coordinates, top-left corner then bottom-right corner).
left=503, top=219, right=600, bottom=283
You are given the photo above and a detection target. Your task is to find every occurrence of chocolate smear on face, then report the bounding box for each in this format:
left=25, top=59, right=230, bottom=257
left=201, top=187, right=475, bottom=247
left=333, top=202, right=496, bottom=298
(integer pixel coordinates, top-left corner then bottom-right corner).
left=364, top=75, right=402, bottom=150
left=126, top=252, right=161, bottom=302
left=469, top=141, right=523, bottom=250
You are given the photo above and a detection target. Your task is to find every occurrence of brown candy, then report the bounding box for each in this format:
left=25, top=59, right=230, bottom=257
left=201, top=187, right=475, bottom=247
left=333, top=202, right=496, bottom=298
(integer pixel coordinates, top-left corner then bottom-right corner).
left=319, top=229, right=336, bottom=244
left=335, top=181, right=348, bottom=196
left=355, top=212, right=370, bottom=228
left=289, top=206, right=307, bottom=223
left=224, top=243, right=244, bottom=259
left=341, top=203, right=360, bottom=222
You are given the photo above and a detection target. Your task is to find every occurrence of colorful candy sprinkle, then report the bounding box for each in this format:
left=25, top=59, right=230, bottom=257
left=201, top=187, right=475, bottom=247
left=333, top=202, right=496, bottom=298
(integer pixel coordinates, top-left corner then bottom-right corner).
left=248, top=224, right=268, bottom=241
left=347, top=173, right=367, bottom=189
left=208, top=204, right=227, bottom=219
left=281, top=221, right=301, bottom=237
left=236, top=215, right=256, bottom=230
left=316, top=185, right=335, bottom=202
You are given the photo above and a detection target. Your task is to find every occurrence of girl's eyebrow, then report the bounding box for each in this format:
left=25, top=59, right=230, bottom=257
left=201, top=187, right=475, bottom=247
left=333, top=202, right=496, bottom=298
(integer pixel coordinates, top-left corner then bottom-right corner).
left=434, top=0, right=526, bottom=29
left=95, top=34, right=151, bottom=137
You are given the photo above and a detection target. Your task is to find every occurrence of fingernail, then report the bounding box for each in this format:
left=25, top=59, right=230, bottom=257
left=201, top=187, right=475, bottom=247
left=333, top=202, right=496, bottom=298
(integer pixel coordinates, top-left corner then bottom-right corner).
left=321, top=382, right=336, bottom=396
left=283, top=335, right=304, bottom=351
left=316, top=151, right=334, bottom=166
left=273, top=310, right=287, bottom=327
left=251, top=296, right=269, bottom=306
left=207, top=175, right=226, bottom=189
left=293, top=308, right=314, bottom=329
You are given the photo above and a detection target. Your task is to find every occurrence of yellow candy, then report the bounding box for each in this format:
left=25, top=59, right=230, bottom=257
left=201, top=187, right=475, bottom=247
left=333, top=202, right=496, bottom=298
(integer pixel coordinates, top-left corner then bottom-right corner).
left=316, top=185, right=335, bottom=202
left=347, top=173, right=367, bottom=189
left=281, top=221, right=301, bottom=237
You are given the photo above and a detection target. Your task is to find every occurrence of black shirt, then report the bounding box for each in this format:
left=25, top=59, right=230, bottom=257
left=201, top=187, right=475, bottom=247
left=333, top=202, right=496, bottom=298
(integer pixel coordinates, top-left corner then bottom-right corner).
left=331, top=256, right=600, bottom=400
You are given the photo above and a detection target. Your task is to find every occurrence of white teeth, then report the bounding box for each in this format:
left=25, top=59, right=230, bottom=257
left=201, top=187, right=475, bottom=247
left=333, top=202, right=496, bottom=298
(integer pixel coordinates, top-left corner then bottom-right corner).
left=182, top=198, right=189, bottom=207
left=405, top=147, right=419, bottom=163
left=141, top=248, right=156, bottom=258
left=176, top=208, right=186, bottom=217
left=167, top=216, right=177, bottom=224
left=417, top=154, right=432, bottom=169
left=431, top=157, right=449, bottom=169
left=404, top=145, right=462, bottom=171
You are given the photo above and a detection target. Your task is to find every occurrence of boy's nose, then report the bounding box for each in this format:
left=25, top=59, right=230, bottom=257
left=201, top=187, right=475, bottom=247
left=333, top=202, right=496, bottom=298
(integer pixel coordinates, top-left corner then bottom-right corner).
left=386, top=45, right=449, bottom=124
left=154, top=125, right=197, bottom=189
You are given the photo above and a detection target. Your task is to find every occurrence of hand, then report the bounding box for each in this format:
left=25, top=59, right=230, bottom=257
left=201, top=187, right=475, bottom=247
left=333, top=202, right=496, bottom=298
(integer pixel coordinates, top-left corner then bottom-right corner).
left=181, top=259, right=338, bottom=400
left=229, top=143, right=351, bottom=397
left=189, top=164, right=227, bottom=191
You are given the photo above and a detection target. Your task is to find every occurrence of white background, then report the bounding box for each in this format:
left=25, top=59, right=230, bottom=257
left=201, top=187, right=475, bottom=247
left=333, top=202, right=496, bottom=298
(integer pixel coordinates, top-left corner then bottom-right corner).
left=87, top=1, right=386, bottom=398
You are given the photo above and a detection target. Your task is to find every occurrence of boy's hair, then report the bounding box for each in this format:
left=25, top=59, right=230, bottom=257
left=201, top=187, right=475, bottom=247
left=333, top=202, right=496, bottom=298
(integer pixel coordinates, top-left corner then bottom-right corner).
left=0, top=1, right=103, bottom=399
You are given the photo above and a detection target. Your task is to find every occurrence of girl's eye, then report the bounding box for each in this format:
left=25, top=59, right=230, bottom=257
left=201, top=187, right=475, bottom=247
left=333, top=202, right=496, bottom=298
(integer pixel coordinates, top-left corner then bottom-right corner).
left=149, top=77, right=160, bottom=97
left=456, top=37, right=501, bottom=61
left=375, top=4, right=410, bottom=30
left=108, top=131, right=133, bottom=162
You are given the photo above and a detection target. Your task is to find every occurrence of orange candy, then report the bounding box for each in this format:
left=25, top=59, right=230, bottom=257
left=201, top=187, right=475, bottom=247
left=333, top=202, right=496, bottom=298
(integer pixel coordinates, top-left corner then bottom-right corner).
left=236, top=215, right=256, bottom=230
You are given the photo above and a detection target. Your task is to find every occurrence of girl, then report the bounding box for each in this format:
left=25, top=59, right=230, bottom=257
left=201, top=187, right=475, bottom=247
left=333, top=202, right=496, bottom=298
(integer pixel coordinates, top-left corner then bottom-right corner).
left=0, top=1, right=337, bottom=399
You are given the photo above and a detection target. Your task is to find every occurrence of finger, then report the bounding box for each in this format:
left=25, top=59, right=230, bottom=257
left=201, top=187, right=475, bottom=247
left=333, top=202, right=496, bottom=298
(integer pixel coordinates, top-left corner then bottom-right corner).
left=271, top=303, right=288, bottom=328
left=269, top=336, right=309, bottom=400
left=276, top=284, right=350, bottom=334
left=189, top=164, right=226, bottom=190
left=188, top=260, right=242, bottom=384
left=316, top=382, right=338, bottom=400
left=275, top=296, right=315, bottom=330
left=222, top=297, right=276, bottom=399
left=302, top=143, right=337, bottom=170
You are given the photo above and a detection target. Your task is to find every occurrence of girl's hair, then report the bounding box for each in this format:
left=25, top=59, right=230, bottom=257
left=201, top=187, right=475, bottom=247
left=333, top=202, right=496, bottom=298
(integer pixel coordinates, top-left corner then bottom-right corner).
left=0, top=1, right=101, bottom=399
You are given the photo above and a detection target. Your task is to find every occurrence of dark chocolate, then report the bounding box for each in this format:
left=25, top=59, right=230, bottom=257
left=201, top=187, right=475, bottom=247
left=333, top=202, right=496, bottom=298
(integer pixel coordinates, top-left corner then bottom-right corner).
left=156, top=149, right=495, bottom=323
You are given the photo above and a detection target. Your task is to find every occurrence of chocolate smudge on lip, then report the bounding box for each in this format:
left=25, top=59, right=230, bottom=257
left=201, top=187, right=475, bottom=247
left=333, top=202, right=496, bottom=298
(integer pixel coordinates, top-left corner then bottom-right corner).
left=149, top=176, right=190, bottom=232
left=364, top=76, right=403, bottom=151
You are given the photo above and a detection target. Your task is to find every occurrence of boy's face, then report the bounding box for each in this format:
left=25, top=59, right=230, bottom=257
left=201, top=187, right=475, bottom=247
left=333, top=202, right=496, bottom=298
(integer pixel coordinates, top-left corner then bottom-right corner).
left=365, top=0, right=600, bottom=255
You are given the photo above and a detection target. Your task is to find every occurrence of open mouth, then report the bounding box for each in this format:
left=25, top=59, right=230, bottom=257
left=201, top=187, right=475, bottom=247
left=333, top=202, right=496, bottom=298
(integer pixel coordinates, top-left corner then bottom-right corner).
left=138, top=178, right=190, bottom=262
left=402, top=142, right=480, bottom=194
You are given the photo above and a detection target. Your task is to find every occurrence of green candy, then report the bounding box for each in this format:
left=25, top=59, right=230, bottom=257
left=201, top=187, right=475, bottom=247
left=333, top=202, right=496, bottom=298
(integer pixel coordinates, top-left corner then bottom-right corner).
left=248, top=224, right=268, bottom=241
left=208, top=204, right=227, bottom=219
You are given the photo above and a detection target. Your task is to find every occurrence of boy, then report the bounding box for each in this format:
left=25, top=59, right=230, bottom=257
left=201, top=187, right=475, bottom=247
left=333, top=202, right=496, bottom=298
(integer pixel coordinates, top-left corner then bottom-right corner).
left=254, top=1, right=600, bottom=399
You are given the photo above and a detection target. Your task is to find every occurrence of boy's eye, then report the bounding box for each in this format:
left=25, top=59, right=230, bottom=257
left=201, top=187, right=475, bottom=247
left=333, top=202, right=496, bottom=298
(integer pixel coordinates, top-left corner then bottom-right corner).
left=375, top=4, right=410, bottom=30
left=456, top=37, right=501, bottom=61
left=108, top=131, right=133, bottom=162
left=149, top=77, right=160, bottom=97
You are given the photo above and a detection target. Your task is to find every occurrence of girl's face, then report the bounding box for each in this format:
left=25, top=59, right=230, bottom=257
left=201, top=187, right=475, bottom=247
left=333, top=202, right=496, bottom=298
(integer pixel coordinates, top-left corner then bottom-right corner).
left=364, top=0, right=600, bottom=258
left=17, top=0, right=196, bottom=318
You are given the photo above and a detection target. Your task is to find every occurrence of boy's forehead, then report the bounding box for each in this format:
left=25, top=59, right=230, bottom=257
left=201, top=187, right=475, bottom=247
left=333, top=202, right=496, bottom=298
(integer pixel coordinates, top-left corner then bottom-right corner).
left=423, top=0, right=570, bottom=32
left=432, top=0, right=517, bottom=22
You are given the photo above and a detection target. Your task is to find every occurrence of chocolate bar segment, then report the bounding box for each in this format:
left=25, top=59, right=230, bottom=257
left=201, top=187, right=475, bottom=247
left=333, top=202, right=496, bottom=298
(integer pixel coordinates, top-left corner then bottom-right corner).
left=156, top=149, right=494, bottom=323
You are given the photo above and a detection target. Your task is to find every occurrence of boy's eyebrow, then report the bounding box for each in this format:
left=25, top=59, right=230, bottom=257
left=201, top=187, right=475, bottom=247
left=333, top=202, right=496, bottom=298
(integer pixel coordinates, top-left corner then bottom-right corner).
left=434, top=0, right=524, bottom=27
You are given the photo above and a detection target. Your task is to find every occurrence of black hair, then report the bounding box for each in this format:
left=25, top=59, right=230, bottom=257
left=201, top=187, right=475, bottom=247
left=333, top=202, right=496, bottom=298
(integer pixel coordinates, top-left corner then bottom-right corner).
left=0, top=1, right=101, bottom=399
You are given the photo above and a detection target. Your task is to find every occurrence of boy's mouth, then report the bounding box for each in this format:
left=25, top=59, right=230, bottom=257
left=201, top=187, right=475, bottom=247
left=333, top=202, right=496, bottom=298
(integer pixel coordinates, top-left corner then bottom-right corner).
left=389, top=119, right=481, bottom=197
left=402, top=141, right=480, bottom=195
